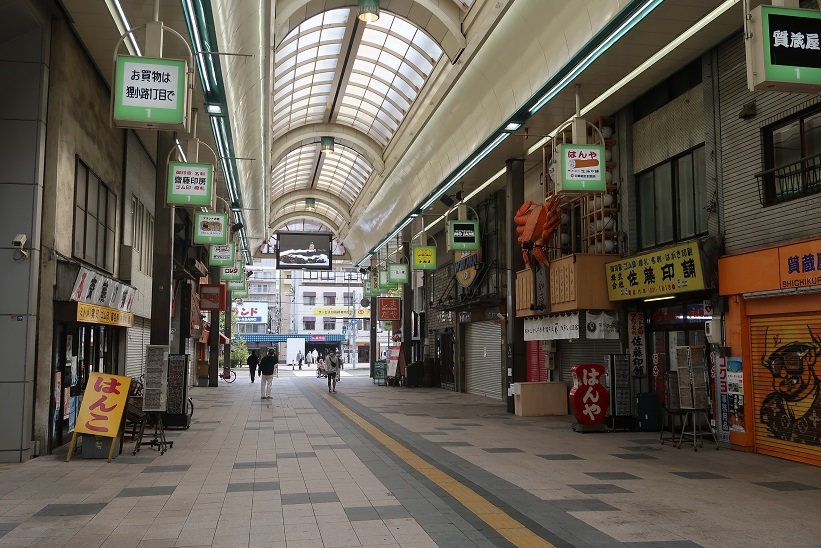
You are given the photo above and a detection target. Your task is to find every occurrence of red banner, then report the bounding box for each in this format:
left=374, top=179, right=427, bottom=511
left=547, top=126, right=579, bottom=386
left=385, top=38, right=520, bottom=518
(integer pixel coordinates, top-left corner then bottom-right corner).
left=377, top=297, right=401, bottom=321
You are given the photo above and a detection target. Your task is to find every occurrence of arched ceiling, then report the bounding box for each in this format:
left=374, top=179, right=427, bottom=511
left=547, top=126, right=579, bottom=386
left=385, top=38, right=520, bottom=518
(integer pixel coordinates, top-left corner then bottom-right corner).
left=269, top=4, right=448, bottom=256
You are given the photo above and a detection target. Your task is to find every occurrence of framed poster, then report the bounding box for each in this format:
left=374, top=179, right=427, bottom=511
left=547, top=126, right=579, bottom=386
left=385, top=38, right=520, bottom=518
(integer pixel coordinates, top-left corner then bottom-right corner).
left=200, top=283, right=226, bottom=311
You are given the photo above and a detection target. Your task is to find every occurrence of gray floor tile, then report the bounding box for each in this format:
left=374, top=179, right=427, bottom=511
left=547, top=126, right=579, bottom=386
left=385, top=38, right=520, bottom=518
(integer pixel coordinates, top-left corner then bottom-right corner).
left=227, top=481, right=280, bottom=492
left=435, top=427, right=465, bottom=431
left=670, top=471, right=729, bottom=480
left=452, top=423, right=481, bottom=426
left=375, top=505, right=411, bottom=519
left=537, top=454, right=584, bottom=461
left=309, top=492, right=339, bottom=503
left=754, top=481, right=819, bottom=491
left=344, top=506, right=380, bottom=521
left=35, top=503, right=108, bottom=516
left=142, top=464, right=191, bottom=473
left=482, top=447, right=524, bottom=453
left=621, top=445, right=663, bottom=452
left=569, top=484, right=633, bottom=495
left=611, top=453, right=657, bottom=460
left=233, top=461, right=277, bottom=469
left=281, top=493, right=310, bottom=505
left=117, top=486, right=176, bottom=497
left=585, top=472, right=642, bottom=480
left=435, top=441, right=472, bottom=447
left=548, top=499, right=620, bottom=512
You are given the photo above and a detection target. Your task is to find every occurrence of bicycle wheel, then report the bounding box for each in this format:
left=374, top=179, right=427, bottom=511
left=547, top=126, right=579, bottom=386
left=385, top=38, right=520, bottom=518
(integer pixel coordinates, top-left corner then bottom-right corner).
left=225, top=370, right=237, bottom=383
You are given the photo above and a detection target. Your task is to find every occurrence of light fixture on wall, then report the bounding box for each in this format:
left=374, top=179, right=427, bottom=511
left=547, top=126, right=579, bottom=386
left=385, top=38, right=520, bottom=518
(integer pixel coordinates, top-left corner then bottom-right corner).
left=231, top=222, right=244, bottom=233
left=357, top=0, right=379, bottom=22
left=320, top=136, right=335, bottom=153
left=738, top=101, right=757, bottom=120
left=305, top=197, right=316, bottom=210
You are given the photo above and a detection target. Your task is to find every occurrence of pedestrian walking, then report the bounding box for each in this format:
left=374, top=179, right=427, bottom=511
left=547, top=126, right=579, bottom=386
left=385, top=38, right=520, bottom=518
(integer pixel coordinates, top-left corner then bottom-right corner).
left=312, top=349, right=318, bottom=366
left=247, top=350, right=259, bottom=383
left=297, top=349, right=304, bottom=370
left=326, top=348, right=341, bottom=393
left=259, top=348, right=277, bottom=400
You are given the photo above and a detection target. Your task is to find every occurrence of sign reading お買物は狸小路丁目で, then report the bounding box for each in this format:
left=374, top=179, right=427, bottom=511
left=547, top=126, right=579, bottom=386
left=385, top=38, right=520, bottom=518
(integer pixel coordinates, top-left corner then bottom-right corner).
left=113, top=56, right=188, bottom=130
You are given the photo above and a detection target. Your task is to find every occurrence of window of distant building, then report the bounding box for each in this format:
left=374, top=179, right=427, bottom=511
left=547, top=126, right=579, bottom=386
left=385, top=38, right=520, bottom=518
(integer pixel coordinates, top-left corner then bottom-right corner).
left=303, top=319, right=315, bottom=330
left=74, top=158, right=117, bottom=272
left=324, top=295, right=335, bottom=306
left=303, top=295, right=316, bottom=305
left=323, top=318, right=336, bottom=330
left=759, top=107, right=821, bottom=205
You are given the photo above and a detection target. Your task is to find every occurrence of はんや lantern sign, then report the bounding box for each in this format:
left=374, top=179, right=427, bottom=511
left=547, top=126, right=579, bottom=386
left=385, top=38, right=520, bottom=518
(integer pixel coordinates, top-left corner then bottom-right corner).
left=569, top=363, right=609, bottom=426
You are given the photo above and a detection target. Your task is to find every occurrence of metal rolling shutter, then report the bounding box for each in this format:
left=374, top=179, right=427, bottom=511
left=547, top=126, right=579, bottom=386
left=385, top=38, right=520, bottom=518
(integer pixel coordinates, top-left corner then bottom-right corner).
left=526, top=340, right=549, bottom=382
left=126, top=317, right=150, bottom=378
left=465, top=321, right=503, bottom=400
left=558, top=339, right=622, bottom=385
left=751, top=314, right=821, bottom=466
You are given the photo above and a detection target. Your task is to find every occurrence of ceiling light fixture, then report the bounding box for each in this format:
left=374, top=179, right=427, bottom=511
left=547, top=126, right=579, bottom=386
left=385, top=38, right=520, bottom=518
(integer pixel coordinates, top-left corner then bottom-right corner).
left=358, top=0, right=380, bottom=23
left=206, top=103, right=223, bottom=115
left=643, top=295, right=675, bottom=302
left=320, top=136, right=335, bottom=153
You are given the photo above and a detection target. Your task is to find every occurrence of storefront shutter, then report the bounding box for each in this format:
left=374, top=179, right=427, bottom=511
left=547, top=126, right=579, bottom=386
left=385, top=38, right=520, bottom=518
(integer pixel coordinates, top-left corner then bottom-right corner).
left=126, top=317, right=150, bottom=379
left=558, top=339, right=622, bottom=385
left=526, top=340, right=548, bottom=382
left=750, top=314, right=821, bottom=466
left=465, top=321, right=503, bottom=399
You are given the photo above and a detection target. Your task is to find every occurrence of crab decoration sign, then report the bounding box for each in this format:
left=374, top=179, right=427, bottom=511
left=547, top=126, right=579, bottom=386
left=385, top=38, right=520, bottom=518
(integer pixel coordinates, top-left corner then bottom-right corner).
left=515, top=194, right=561, bottom=267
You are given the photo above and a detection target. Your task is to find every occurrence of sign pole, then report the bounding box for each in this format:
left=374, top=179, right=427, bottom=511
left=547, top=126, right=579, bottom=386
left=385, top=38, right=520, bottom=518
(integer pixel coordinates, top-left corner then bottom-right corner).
left=65, top=432, right=78, bottom=463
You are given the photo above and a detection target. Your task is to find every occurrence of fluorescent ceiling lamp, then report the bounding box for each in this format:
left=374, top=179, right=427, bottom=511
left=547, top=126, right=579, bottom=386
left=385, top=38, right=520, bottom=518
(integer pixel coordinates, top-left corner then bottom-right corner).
left=206, top=104, right=223, bottom=115
left=643, top=295, right=675, bottom=302
left=505, top=122, right=522, bottom=131
left=106, top=0, right=142, bottom=56
left=185, top=0, right=211, bottom=92
left=175, top=139, right=188, bottom=162
left=528, top=0, right=662, bottom=114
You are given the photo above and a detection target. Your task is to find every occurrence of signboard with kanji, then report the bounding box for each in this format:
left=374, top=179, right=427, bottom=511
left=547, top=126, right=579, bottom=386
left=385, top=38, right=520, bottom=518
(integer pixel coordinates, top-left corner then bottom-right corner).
left=412, top=245, right=436, bottom=270
left=193, top=211, right=228, bottom=244
left=209, top=243, right=235, bottom=266
left=113, top=56, right=188, bottom=130
left=748, top=5, right=821, bottom=93
left=569, top=363, right=609, bottom=425
left=167, top=162, right=213, bottom=207
left=74, top=373, right=131, bottom=438
left=226, top=279, right=246, bottom=291
left=605, top=241, right=705, bottom=301
left=388, top=263, right=408, bottom=283
left=557, top=143, right=606, bottom=192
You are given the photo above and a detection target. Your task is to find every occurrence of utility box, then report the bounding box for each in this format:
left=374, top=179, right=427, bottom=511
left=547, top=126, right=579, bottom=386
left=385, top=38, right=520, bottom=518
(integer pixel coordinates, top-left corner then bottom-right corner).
left=513, top=382, right=567, bottom=416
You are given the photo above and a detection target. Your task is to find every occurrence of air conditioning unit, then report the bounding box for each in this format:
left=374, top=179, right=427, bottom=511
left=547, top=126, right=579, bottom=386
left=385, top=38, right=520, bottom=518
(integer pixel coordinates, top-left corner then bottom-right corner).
left=705, top=319, right=722, bottom=345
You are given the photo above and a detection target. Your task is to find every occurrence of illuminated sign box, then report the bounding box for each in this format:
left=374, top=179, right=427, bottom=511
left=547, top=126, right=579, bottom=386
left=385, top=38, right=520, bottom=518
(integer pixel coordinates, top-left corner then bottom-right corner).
left=167, top=162, right=213, bottom=207
left=113, top=56, right=189, bottom=130
left=748, top=5, right=821, bottom=93
left=193, top=211, right=228, bottom=244
left=447, top=220, right=480, bottom=251
left=556, top=143, right=606, bottom=193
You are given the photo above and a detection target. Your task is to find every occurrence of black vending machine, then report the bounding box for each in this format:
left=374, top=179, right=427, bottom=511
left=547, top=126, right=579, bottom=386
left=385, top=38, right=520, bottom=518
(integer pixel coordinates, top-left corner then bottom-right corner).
left=163, top=354, right=191, bottom=428
left=604, top=354, right=634, bottom=430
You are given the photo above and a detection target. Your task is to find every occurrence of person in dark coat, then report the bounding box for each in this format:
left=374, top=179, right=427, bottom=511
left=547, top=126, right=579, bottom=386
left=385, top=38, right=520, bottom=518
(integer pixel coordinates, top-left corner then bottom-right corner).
left=259, top=348, right=277, bottom=400
left=247, top=351, right=260, bottom=383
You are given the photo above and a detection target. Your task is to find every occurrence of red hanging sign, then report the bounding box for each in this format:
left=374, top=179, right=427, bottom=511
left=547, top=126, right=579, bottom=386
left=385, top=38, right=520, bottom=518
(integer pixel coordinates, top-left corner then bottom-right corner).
left=199, top=283, right=226, bottom=311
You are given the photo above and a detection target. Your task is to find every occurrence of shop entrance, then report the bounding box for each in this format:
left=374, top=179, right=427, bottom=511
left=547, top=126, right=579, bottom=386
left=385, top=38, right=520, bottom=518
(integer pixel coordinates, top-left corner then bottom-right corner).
left=437, top=331, right=455, bottom=388
left=50, top=323, right=119, bottom=451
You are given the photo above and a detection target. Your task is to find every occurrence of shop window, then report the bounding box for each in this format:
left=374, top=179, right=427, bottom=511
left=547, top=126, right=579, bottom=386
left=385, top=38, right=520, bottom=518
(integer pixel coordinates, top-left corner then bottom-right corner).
left=324, top=295, right=336, bottom=306
left=633, top=58, right=702, bottom=122
left=758, top=108, right=821, bottom=205
left=323, top=319, right=336, bottom=330
left=303, top=319, right=315, bottom=330
left=74, top=158, right=117, bottom=272
left=637, top=146, right=707, bottom=250
left=303, top=295, right=316, bottom=305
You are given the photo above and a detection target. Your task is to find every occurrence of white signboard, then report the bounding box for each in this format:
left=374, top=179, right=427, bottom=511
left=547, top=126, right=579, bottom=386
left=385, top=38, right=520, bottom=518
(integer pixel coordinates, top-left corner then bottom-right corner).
left=233, top=301, right=268, bottom=324
left=585, top=312, right=620, bottom=340
left=113, top=56, right=187, bottom=130
left=70, top=267, right=136, bottom=312
left=523, top=312, right=579, bottom=341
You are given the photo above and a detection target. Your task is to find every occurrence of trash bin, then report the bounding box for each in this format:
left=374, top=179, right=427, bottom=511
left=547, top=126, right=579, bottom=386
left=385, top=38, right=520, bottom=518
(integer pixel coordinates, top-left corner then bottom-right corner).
left=637, top=392, right=662, bottom=431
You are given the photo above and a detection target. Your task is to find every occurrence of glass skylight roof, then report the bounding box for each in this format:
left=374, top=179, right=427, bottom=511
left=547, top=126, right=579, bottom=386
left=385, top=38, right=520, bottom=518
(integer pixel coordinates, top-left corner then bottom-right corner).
left=315, top=145, right=372, bottom=206
left=270, top=146, right=318, bottom=198
left=276, top=201, right=345, bottom=230
left=272, top=9, right=348, bottom=139
left=336, top=12, right=442, bottom=146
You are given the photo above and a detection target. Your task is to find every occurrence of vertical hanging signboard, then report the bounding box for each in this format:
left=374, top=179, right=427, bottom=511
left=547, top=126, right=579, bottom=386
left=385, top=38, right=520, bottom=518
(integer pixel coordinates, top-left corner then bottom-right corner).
left=209, top=243, right=235, bottom=266
left=113, top=56, right=189, bottom=130
left=388, top=263, right=409, bottom=284
left=193, top=211, right=228, bottom=244
left=167, top=162, right=214, bottom=207
left=748, top=6, right=821, bottom=93
left=412, top=246, right=437, bottom=270
left=556, top=143, right=606, bottom=193
left=221, top=261, right=243, bottom=282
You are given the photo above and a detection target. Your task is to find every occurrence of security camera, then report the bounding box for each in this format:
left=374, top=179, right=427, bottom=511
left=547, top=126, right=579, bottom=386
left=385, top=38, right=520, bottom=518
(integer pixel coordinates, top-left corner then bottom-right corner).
left=12, top=234, right=26, bottom=249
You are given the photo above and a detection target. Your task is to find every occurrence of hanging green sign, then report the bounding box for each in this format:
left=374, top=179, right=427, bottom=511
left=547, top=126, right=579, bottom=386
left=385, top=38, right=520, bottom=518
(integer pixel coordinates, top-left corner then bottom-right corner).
left=209, top=243, right=235, bottom=266
left=226, top=278, right=246, bottom=291
left=221, top=261, right=243, bottom=282
left=388, top=263, right=408, bottom=283
left=232, top=289, right=249, bottom=299
left=167, top=162, right=214, bottom=207
left=113, top=56, right=188, bottom=130
left=412, top=246, right=437, bottom=270
left=193, top=211, right=228, bottom=244
left=556, top=143, right=606, bottom=193
left=379, top=270, right=397, bottom=291
left=447, top=220, right=480, bottom=251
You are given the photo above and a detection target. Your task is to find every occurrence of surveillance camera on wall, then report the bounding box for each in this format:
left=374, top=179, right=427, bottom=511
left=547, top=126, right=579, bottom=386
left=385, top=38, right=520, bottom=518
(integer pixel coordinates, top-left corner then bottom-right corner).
left=12, top=234, right=26, bottom=249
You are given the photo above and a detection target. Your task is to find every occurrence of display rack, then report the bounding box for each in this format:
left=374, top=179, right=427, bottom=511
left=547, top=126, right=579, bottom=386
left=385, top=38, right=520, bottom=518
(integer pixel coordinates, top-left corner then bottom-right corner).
left=674, top=346, right=718, bottom=451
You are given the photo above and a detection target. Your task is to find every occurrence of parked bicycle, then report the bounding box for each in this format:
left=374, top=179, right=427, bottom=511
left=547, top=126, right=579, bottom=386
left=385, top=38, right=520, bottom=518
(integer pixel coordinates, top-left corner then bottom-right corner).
left=219, top=369, right=236, bottom=383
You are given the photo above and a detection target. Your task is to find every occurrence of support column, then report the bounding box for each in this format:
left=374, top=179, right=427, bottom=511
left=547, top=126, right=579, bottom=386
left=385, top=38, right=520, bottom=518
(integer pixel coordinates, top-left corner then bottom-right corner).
left=150, top=132, right=176, bottom=346
left=505, top=159, right=526, bottom=413
left=209, top=266, right=220, bottom=387
left=223, top=289, right=232, bottom=373
left=401, top=240, right=413, bottom=377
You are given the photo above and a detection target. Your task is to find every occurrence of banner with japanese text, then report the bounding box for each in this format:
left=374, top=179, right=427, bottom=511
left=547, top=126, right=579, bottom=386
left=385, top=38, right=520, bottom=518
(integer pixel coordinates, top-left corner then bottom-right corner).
left=606, top=241, right=705, bottom=301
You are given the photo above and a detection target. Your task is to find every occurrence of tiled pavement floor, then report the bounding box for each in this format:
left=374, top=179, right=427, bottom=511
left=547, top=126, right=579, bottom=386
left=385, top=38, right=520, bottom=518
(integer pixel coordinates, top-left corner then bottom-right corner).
left=2, top=367, right=821, bottom=547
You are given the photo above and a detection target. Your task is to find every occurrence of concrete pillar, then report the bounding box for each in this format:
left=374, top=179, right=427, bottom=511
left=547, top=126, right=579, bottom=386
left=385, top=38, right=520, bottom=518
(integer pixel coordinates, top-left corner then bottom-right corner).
left=150, top=132, right=176, bottom=346
left=505, top=159, right=526, bottom=413
left=209, top=266, right=221, bottom=387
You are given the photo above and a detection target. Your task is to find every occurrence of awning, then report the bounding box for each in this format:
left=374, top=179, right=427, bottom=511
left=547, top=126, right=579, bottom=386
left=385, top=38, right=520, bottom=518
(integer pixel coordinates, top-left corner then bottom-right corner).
left=199, top=322, right=231, bottom=344
left=323, top=292, right=335, bottom=296
left=303, top=291, right=316, bottom=297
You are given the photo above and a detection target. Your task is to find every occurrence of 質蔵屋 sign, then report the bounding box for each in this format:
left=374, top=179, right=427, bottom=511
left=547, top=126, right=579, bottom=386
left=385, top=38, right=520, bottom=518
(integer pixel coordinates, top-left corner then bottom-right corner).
left=193, top=211, right=228, bottom=244
left=209, top=243, right=235, bottom=266
left=454, top=248, right=482, bottom=288
left=167, top=162, right=213, bottom=207
left=605, top=241, right=705, bottom=301
left=377, top=297, right=401, bottom=321
left=412, top=245, right=436, bottom=270
left=113, top=56, right=188, bottom=130
left=388, top=263, right=408, bottom=284
left=556, top=143, right=606, bottom=193
left=778, top=239, right=821, bottom=289
left=447, top=220, right=480, bottom=251
left=748, top=5, right=821, bottom=93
